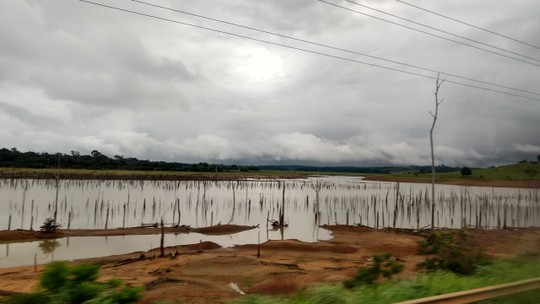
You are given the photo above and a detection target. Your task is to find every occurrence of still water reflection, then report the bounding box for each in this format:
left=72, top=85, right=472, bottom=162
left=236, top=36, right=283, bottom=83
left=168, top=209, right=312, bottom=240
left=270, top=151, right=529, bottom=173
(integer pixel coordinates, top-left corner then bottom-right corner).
left=1, top=176, right=538, bottom=267
left=2, top=228, right=333, bottom=268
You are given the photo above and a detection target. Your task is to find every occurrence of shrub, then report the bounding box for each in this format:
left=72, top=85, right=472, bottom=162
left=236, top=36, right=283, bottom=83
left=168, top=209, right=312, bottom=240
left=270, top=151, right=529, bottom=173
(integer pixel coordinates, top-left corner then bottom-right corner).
left=460, top=167, right=472, bottom=177
left=40, top=218, right=61, bottom=233
left=6, top=261, right=141, bottom=304
left=344, top=253, right=403, bottom=288
left=417, top=231, right=490, bottom=275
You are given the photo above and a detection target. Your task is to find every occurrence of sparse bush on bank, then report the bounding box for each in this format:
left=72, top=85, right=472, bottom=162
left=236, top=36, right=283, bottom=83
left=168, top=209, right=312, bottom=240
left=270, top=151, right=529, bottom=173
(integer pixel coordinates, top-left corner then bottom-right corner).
left=417, top=230, right=490, bottom=275
left=39, top=218, right=60, bottom=233
left=343, top=253, right=403, bottom=288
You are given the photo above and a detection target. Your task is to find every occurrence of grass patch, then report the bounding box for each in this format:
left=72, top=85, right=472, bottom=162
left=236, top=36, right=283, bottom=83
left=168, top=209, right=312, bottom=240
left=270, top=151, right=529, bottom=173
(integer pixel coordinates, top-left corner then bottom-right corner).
left=364, top=162, right=540, bottom=186
left=467, top=163, right=540, bottom=180
left=426, top=163, right=540, bottom=181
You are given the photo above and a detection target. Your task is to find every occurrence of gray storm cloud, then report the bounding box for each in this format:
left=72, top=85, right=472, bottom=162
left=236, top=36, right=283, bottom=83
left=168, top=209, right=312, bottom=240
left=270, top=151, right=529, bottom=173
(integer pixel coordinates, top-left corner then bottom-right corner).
left=0, top=0, right=539, bottom=166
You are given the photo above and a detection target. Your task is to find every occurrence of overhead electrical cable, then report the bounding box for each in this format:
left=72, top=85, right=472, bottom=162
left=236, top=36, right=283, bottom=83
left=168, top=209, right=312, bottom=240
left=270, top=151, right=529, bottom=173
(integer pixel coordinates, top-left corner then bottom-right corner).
left=395, top=0, right=540, bottom=51
left=128, top=0, right=540, bottom=97
left=317, top=0, right=540, bottom=68
left=338, top=0, right=540, bottom=64
left=76, top=0, right=540, bottom=102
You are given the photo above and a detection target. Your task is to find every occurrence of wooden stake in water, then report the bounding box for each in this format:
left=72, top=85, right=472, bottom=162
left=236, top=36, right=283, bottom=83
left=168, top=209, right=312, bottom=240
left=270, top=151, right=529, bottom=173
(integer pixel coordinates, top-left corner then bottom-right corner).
left=21, top=193, right=26, bottom=229
left=93, top=200, right=98, bottom=227
left=257, top=230, right=261, bottom=258
left=159, top=219, right=165, bottom=258
left=172, top=200, right=177, bottom=225
left=280, top=182, right=285, bottom=226
left=105, top=205, right=110, bottom=230
left=122, top=203, right=126, bottom=228
left=54, top=175, right=59, bottom=224
left=393, top=182, right=400, bottom=229
left=30, top=200, right=34, bottom=231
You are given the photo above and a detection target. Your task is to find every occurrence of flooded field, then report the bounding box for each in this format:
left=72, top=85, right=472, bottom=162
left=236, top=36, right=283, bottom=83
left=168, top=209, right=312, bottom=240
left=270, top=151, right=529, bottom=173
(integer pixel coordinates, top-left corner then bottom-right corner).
left=1, top=176, right=539, bottom=267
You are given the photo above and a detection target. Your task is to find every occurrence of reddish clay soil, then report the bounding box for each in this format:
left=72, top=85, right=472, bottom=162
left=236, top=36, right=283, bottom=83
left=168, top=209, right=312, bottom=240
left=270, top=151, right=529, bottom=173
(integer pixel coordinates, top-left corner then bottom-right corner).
left=0, top=226, right=539, bottom=303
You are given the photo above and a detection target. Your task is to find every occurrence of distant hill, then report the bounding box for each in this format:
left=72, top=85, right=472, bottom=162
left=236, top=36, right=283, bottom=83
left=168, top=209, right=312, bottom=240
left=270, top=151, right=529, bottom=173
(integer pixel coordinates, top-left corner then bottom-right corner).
left=257, top=165, right=460, bottom=174
left=455, top=162, right=539, bottom=181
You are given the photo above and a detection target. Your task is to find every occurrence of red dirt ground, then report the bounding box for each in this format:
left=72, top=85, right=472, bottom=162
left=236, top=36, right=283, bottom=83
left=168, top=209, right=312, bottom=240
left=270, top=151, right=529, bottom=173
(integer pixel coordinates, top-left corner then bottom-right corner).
left=0, top=226, right=539, bottom=303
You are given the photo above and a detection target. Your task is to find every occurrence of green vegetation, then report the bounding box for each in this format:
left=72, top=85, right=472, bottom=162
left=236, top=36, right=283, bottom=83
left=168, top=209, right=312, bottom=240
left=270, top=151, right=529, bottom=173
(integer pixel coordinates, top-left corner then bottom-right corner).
left=377, top=162, right=540, bottom=182
left=453, top=162, right=540, bottom=181
left=0, top=147, right=255, bottom=172
left=0, top=147, right=457, bottom=176
left=460, top=166, right=472, bottom=177
left=0, top=167, right=315, bottom=179
left=417, top=231, right=489, bottom=275
left=343, top=253, right=403, bottom=288
left=1, top=147, right=539, bottom=182
left=39, top=218, right=61, bottom=233
left=4, top=261, right=141, bottom=304
left=235, top=233, right=533, bottom=303
left=232, top=256, right=540, bottom=304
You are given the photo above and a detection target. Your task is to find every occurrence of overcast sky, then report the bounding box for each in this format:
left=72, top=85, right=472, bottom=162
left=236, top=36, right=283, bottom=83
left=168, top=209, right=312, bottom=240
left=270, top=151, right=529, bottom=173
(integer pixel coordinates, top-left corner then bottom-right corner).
left=1, top=0, right=539, bottom=167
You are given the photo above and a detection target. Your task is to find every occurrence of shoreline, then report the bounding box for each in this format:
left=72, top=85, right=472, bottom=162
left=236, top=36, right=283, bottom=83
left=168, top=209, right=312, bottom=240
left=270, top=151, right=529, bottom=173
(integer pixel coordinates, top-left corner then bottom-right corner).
left=0, top=170, right=538, bottom=188
left=0, top=171, right=310, bottom=181
left=362, top=175, right=540, bottom=189
left=0, top=224, right=258, bottom=244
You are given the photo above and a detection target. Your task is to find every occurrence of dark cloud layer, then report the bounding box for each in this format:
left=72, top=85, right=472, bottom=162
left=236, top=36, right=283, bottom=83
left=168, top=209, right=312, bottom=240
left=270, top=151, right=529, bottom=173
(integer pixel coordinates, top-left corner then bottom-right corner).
left=1, top=0, right=539, bottom=167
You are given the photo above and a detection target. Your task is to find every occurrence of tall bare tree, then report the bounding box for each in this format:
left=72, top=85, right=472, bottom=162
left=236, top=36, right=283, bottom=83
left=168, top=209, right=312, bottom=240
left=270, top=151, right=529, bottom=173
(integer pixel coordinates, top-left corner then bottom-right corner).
left=430, top=75, right=445, bottom=229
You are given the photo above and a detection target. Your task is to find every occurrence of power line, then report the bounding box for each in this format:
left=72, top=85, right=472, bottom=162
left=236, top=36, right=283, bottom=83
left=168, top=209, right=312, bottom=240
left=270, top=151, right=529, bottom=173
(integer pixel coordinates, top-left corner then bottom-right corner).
left=76, top=0, right=540, bottom=102
left=339, top=0, right=540, bottom=64
left=317, top=0, right=540, bottom=68
left=78, top=0, right=540, bottom=101
left=395, top=0, right=540, bottom=51
left=128, top=0, right=540, bottom=97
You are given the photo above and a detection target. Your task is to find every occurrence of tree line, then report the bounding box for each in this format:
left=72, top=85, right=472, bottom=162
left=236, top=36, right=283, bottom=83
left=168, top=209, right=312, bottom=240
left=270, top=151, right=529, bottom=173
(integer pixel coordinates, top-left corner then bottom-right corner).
left=0, top=147, right=465, bottom=174
left=0, top=148, right=259, bottom=172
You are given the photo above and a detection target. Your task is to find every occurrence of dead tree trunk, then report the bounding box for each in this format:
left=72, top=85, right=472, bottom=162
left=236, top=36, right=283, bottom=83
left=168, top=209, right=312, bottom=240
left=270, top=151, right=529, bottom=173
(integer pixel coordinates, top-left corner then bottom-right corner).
left=280, top=182, right=285, bottom=226
left=159, top=219, right=165, bottom=258
left=54, top=176, right=59, bottom=224
left=430, top=74, right=445, bottom=229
